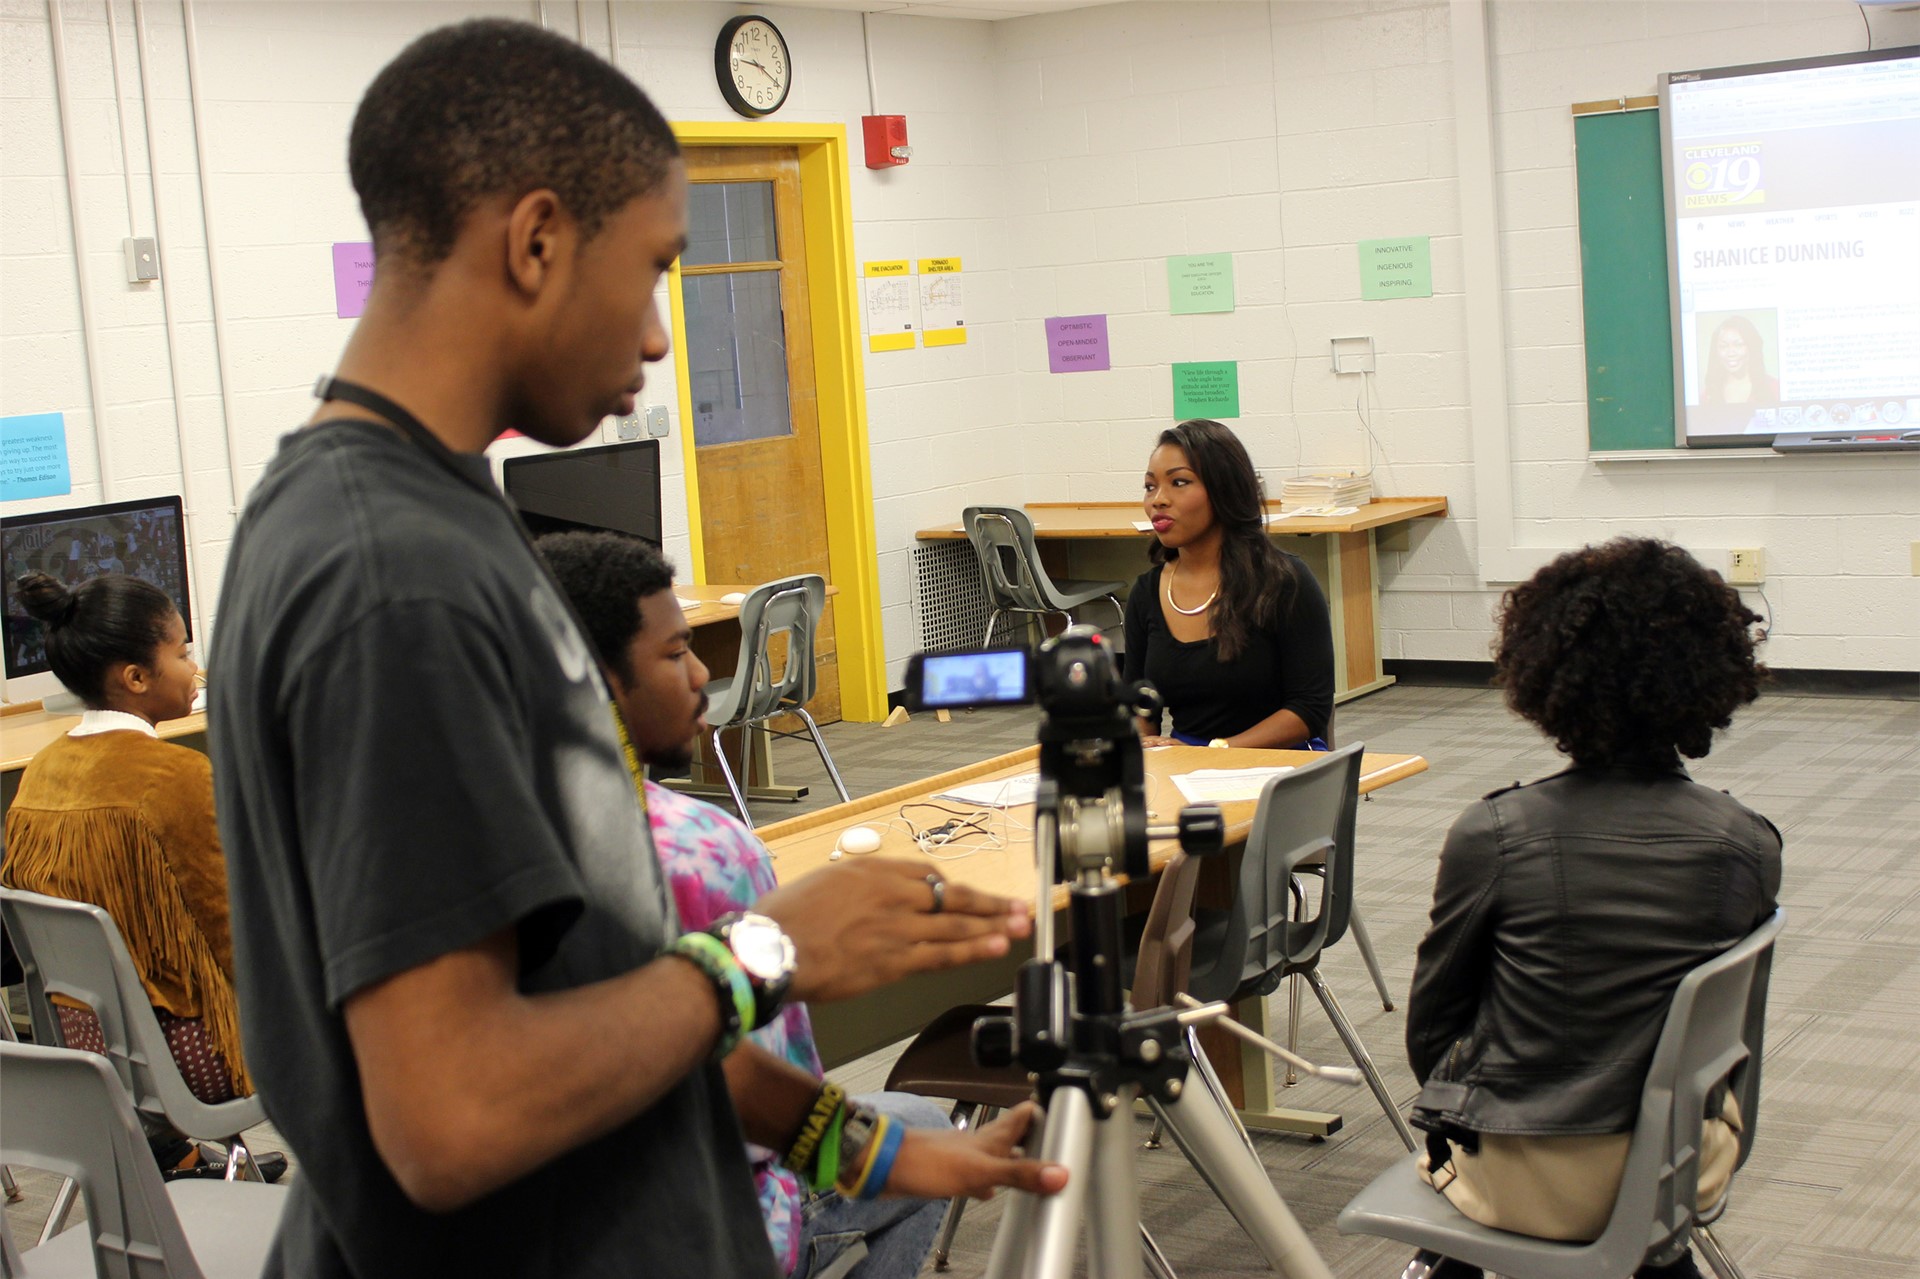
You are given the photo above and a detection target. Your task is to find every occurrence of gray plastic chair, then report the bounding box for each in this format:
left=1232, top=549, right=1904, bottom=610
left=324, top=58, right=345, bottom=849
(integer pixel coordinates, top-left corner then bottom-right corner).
left=962, top=506, right=1123, bottom=649
left=1337, top=907, right=1786, bottom=1279
left=0, top=1040, right=287, bottom=1278
left=0, top=889, right=269, bottom=1194
left=1177, top=742, right=1417, bottom=1150
left=702, top=574, right=849, bottom=828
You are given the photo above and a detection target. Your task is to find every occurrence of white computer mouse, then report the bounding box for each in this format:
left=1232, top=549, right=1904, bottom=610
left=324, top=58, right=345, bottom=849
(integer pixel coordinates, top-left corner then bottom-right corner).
left=836, top=825, right=883, bottom=857
left=720, top=591, right=748, bottom=606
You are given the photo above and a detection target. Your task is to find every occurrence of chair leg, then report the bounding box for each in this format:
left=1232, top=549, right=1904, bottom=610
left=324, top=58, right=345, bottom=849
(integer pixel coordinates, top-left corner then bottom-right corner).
left=791, top=707, right=851, bottom=804
left=1143, top=1117, right=1164, bottom=1150
left=981, top=608, right=1002, bottom=651
left=1693, top=1225, right=1747, bottom=1279
left=1348, top=902, right=1397, bottom=1012
left=1141, top=1224, right=1177, bottom=1279
left=1284, top=875, right=1307, bottom=1087
left=40, top=1178, right=76, bottom=1244
left=1305, top=968, right=1418, bottom=1152
left=1185, top=1024, right=1259, bottom=1163
left=711, top=727, right=754, bottom=828
left=931, top=1104, right=999, bottom=1271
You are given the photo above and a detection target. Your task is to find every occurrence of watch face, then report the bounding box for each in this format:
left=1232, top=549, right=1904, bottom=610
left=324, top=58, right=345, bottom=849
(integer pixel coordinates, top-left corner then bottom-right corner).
left=717, top=17, right=791, bottom=119
left=728, top=914, right=796, bottom=982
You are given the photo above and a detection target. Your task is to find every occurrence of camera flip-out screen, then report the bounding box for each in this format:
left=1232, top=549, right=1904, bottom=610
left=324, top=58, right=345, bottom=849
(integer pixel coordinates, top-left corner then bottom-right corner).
left=909, top=648, right=1032, bottom=710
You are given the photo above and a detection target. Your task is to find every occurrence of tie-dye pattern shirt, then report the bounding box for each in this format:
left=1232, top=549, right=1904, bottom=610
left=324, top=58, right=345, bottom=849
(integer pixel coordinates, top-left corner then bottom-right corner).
left=644, top=781, right=822, bottom=1277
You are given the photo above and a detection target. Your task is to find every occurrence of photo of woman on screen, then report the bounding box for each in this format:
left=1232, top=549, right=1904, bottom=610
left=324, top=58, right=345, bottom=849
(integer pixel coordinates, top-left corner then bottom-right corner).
left=1700, top=314, right=1780, bottom=405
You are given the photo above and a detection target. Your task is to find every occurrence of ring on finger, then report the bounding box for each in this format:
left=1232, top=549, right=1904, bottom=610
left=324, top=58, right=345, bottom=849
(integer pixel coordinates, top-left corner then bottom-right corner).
left=925, top=873, right=946, bottom=915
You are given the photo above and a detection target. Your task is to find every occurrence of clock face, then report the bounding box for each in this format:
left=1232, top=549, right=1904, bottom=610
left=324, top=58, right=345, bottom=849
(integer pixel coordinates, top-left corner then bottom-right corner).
left=716, top=16, right=791, bottom=119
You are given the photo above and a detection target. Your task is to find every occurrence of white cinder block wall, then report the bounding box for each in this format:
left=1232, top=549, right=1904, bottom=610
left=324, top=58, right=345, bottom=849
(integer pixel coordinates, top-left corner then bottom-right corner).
left=995, top=0, right=1918, bottom=673
left=4, top=0, right=1915, bottom=696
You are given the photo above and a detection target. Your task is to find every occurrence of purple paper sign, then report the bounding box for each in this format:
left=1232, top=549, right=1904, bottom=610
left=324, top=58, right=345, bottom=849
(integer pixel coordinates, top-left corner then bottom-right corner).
left=332, top=241, right=375, bottom=318
left=1045, top=314, right=1110, bottom=374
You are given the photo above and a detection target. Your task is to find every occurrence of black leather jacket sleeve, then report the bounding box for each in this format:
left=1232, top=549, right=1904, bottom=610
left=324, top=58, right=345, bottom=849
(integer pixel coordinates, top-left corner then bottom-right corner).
left=1406, top=798, right=1501, bottom=1084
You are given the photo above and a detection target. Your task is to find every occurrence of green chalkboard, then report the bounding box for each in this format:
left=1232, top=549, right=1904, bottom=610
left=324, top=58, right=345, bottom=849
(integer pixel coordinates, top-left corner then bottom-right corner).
left=1575, top=109, right=1676, bottom=451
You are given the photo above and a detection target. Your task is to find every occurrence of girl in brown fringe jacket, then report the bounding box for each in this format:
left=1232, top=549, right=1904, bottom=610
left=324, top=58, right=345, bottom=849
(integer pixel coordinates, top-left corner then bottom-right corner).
left=3, top=570, right=249, bottom=1107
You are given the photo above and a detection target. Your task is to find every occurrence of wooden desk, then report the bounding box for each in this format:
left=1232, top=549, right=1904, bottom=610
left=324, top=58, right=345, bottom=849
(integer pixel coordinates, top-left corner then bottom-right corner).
left=916, top=498, right=1448, bottom=702
left=756, top=742, right=1428, bottom=1134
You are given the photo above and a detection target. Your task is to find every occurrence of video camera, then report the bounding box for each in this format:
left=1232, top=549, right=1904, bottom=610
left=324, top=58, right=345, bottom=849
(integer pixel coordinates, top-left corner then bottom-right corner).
left=903, top=628, right=1201, bottom=883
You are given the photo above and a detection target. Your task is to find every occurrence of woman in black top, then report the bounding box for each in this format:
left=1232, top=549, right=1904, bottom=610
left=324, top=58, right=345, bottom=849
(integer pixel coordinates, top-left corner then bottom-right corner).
left=1121, top=420, right=1334, bottom=749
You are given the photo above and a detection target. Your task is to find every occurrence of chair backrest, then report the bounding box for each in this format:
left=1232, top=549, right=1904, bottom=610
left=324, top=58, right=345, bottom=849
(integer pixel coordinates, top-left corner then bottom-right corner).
left=0, top=887, right=256, bottom=1140
left=1192, top=743, right=1365, bottom=1004
left=0, top=1040, right=205, bottom=1278
left=1591, top=907, right=1786, bottom=1269
left=962, top=506, right=1052, bottom=614
left=710, top=575, right=828, bottom=728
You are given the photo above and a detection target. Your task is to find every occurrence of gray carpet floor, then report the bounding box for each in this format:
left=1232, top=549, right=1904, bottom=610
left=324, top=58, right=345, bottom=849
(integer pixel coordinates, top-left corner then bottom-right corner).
left=7, top=682, right=1917, bottom=1277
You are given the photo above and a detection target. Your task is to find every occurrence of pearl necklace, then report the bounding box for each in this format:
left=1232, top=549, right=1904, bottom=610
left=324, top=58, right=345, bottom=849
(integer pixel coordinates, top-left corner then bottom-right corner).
left=1164, top=560, right=1217, bottom=616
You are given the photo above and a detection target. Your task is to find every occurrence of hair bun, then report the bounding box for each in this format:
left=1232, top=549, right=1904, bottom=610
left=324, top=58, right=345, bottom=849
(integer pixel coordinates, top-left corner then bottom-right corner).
left=15, top=572, right=79, bottom=628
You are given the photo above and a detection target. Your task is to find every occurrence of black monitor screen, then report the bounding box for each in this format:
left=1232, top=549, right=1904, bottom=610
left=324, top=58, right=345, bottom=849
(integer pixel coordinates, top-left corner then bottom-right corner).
left=503, top=440, right=662, bottom=545
left=2, top=495, right=192, bottom=679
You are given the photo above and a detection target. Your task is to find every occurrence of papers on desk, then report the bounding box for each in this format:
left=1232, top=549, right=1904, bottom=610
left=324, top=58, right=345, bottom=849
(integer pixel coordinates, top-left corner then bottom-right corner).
left=1171, top=766, right=1295, bottom=804
left=935, top=773, right=1040, bottom=808
left=1132, top=520, right=1154, bottom=532
left=675, top=597, right=703, bottom=611
left=1278, top=505, right=1361, bottom=519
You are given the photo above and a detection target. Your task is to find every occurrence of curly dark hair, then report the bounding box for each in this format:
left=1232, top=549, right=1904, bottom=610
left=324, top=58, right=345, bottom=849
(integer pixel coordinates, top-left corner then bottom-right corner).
left=14, top=571, right=177, bottom=706
left=534, top=531, right=674, bottom=684
left=350, top=19, right=680, bottom=266
left=1495, top=538, right=1764, bottom=765
left=1148, top=420, right=1302, bottom=662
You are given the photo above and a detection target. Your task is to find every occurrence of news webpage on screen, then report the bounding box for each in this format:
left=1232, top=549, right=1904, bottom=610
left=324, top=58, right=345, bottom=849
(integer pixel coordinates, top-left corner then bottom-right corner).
left=1665, top=49, right=1920, bottom=444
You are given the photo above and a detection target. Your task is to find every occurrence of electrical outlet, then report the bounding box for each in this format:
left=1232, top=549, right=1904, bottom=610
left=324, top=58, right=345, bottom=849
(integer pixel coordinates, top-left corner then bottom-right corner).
left=1728, top=548, right=1765, bottom=585
left=610, top=412, right=644, bottom=441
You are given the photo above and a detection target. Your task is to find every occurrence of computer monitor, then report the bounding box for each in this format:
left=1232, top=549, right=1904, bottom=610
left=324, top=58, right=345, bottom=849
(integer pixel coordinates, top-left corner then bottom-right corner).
left=2, top=495, right=193, bottom=700
left=502, top=440, right=663, bottom=546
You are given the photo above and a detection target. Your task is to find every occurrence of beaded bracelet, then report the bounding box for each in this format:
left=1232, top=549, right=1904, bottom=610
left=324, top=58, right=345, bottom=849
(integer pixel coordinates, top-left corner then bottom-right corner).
left=669, top=932, right=755, bottom=1059
left=782, top=1081, right=847, bottom=1175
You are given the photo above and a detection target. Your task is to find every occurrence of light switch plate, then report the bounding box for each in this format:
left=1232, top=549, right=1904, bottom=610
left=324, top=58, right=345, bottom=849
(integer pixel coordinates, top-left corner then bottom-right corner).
left=645, top=405, right=670, bottom=438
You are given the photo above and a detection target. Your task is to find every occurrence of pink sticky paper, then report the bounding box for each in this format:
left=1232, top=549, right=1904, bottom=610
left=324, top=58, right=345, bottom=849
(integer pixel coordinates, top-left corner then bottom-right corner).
left=332, top=242, right=375, bottom=318
left=1046, top=314, right=1109, bottom=374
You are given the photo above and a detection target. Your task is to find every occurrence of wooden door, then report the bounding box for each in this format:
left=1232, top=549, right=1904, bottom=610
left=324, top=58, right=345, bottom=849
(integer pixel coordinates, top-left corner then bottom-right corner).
left=680, top=146, right=839, bottom=722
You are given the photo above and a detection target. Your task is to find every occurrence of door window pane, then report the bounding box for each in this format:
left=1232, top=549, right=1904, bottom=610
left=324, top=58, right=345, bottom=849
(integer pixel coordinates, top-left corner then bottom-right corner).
left=682, top=181, right=778, bottom=267
left=684, top=272, right=793, bottom=445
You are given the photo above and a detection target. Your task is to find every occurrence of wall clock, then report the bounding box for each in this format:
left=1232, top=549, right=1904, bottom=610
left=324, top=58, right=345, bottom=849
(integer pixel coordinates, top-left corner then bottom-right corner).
left=716, top=15, right=791, bottom=119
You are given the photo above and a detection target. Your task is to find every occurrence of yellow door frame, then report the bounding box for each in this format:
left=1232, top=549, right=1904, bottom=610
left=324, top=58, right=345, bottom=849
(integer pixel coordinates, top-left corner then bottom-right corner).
left=668, top=121, right=885, bottom=722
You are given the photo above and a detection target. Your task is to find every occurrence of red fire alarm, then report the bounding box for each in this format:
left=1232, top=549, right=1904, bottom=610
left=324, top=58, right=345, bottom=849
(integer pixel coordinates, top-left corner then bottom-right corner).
left=862, top=115, right=910, bottom=168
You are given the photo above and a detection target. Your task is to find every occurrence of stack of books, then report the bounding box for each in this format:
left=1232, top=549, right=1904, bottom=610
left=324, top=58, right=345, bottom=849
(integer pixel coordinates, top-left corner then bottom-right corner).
left=1279, top=472, right=1372, bottom=512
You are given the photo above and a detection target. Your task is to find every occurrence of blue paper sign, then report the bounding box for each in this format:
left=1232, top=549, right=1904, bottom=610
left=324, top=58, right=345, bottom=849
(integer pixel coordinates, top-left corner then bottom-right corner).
left=0, top=413, right=72, bottom=501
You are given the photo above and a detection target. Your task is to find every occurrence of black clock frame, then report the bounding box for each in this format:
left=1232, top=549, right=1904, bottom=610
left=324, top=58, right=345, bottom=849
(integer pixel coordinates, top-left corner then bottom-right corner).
left=714, top=15, right=791, bottom=119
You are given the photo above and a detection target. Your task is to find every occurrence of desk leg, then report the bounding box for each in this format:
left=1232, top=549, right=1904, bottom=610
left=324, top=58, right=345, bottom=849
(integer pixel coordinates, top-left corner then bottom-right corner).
left=1327, top=530, right=1396, bottom=704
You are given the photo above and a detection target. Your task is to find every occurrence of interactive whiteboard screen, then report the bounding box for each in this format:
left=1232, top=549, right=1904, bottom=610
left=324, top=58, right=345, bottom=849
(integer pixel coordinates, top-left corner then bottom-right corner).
left=1660, top=47, right=1920, bottom=446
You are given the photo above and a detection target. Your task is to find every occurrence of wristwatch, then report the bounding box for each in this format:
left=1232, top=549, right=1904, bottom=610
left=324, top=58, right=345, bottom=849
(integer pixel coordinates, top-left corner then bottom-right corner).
left=1208, top=738, right=1231, bottom=749
left=710, top=912, right=797, bottom=1027
left=836, top=1101, right=881, bottom=1183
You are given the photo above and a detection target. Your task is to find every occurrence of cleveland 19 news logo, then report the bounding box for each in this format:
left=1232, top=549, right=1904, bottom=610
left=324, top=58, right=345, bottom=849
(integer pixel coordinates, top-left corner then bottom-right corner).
left=1682, top=143, right=1766, bottom=209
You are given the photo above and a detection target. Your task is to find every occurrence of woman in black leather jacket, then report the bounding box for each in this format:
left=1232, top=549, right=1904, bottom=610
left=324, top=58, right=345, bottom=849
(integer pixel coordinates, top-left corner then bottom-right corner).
left=1404, top=538, right=1781, bottom=1279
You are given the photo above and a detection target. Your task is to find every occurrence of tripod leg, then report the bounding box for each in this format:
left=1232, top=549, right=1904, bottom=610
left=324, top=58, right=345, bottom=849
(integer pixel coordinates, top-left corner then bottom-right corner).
left=1088, top=1087, right=1146, bottom=1279
left=1150, top=1089, right=1335, bottom=1279
left=984, top=1087, right=1096, bottom=1279
left=1305, top=969, right=1417, bottom=1152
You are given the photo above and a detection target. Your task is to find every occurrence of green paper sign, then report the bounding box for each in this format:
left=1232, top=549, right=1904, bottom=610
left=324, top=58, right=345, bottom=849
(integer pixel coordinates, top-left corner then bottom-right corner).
left=1172, top=361, right=1239, bottom=420
left=1358, top=236, right=1432, bottom=300
left=1168, top=253, right=1235, bottom=314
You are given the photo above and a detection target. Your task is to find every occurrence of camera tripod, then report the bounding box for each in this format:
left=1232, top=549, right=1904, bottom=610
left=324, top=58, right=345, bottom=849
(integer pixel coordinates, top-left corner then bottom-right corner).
left=973, top=779, right=1354, bottom=1279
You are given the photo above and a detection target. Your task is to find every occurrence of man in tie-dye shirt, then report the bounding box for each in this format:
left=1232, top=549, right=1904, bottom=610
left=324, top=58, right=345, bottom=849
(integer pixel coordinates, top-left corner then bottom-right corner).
left=538, top=531, right=953, bottom=1278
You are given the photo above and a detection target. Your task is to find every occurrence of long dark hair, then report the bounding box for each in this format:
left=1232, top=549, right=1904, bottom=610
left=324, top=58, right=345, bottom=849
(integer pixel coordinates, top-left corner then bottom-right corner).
left=15, top=571, right=177, bottom=706
left=1701, top=314, right=1769, bottom=405
left=1148, top=420, right=1299, bottom=662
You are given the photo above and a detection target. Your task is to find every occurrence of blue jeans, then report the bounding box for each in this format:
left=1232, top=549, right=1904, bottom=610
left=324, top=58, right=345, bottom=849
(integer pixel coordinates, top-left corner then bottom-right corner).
left=793, top=1092, right=952, bottom=1279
